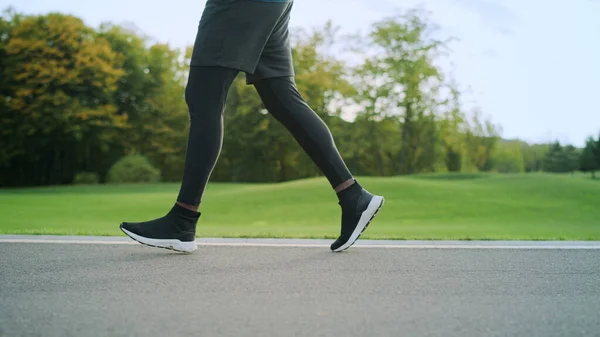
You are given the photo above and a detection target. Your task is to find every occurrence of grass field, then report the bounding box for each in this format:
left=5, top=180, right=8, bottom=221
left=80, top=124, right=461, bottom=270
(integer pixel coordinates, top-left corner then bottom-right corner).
left=0, top=173, right=598, bottom=240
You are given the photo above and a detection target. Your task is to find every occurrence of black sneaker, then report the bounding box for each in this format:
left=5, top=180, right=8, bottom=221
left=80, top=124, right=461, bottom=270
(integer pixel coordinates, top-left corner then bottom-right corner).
left=119, top=204, right=199, bottom=253
left=331, top=188, right=384, bottom=252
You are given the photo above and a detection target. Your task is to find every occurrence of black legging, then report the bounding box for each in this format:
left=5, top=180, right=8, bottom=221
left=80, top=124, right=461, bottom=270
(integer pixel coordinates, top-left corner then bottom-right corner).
left=177, top=66, right=353, bottom=206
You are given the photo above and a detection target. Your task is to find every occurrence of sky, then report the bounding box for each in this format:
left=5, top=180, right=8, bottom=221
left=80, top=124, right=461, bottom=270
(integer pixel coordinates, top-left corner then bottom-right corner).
left=3, top=0, right=600, bottom=146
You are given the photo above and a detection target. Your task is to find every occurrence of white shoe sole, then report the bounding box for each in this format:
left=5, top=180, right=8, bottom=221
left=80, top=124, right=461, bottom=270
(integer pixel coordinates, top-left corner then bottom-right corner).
left=332, top=195, right=385, bottom=252
left=120, top=227, right=197, bottom=253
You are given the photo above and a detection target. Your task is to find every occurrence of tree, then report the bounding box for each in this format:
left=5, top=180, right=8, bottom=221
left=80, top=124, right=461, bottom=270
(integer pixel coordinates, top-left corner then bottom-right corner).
left=438, top=85, right=467, bottom=172
left=491, top=140, right=525, bottom=173
left=0, top=11, right=125, bottom=186
left=580, top=135, right=599, bottom=178
left=350, top=9, right=500, bottom=175
left=0, top=7, right=22, bottom=166
left=595, top=133, right=600, bottom=171
left=0, top=8, right=521, bottom=186
left=351, top=9, right=454, bottom=175
left=97, top=23, right=191, bottom=182
left=520, top=142, right=549, bottom=172
left=543, top=141, right=580, bottom=174
left=563, top=145, right=581, bottom=174
left=463, top=109, right=501, bottom=172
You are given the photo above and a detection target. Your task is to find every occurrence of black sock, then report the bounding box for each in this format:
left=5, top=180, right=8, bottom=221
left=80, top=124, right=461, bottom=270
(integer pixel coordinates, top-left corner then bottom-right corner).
left=169, top=203, right=201, bottom=222
left=337, top=180, right=362, bottom=206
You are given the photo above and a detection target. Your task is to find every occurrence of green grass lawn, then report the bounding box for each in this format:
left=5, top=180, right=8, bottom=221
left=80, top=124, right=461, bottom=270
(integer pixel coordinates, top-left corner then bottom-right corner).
left=0, top=173, right=598, bottom=240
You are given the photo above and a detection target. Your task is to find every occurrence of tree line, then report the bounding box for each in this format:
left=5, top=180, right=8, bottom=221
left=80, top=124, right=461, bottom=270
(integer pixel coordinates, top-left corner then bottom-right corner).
left=0, top=7, right=598, bottom=187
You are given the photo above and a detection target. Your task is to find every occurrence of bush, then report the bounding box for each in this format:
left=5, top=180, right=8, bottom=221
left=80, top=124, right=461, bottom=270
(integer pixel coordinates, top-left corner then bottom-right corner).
left=107, top=154, right=161, bottom=183
left=73, top=172, right=99, bottom=185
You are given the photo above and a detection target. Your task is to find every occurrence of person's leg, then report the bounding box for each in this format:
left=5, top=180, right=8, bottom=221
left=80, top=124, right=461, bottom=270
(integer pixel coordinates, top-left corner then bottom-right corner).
left=253, top=77, right=353, bottom=190
left=176, top=66, right=239, bottom=209
left=243, top=2, right=358, bottom=193
left=119, top=66, right=238, bottom=253
left=245, top=0, right=383, bottom=252
left=253, top=77, right=384, bottom=252
left=119, top=0, right=292, bottom=253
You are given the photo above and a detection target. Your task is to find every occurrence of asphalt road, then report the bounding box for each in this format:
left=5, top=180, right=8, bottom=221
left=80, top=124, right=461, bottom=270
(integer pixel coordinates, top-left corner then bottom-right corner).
left=1, top=242, right=599, bottom=337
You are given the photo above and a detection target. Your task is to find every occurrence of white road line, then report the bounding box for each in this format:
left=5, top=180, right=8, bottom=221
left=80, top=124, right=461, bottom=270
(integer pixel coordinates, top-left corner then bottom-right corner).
left=0, top=239, right=135, bottom=245
left=1, top=238, right=600, bottom=249
left=197, top=243, right=600, bottom=249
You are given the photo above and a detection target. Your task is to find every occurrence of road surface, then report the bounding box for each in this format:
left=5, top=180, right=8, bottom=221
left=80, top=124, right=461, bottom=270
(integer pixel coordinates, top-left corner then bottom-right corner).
left=1, top=239, right=599, bottom=337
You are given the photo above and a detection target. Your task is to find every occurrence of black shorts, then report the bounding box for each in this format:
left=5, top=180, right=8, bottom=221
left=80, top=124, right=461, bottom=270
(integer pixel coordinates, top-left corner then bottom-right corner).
left=190, top=0, right=295, bottom=84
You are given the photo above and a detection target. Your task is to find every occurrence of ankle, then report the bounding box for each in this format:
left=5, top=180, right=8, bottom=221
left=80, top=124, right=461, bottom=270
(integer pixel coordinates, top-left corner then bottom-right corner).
left=176, top=201, right=199, bottom=212
left=334, top=179, right=355, bottom=193
left=171, top=202, right=201, bottom=221
left=336, top=179, right=362, bottom=205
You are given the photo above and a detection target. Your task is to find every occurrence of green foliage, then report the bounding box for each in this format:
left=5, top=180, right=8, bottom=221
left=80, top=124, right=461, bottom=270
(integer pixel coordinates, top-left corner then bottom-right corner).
left=543, top=142, right=580, bottom=173
left=349, top=9, right=501, bottom=176
left=0, top=9, right=191, bottom=186
left=351, top=9, right=450, bottom=175
left=520, top=142, right=549, bottom=172
left=490, top=140, right=525, bottom=173
left=0, top=10, right=126, bottom=186
left=594, top=133, right=600, bottom=169
left=580, top=134, right=599, bottom=178
left=0, top=8, right=21, bottom=165
left=106, top=154, right=161, bottom=183
left=0, top=7, right=596, bottom=188
left=73, top=172, right=100, bottom=185
left=96, top=24, right=190, bottom=182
